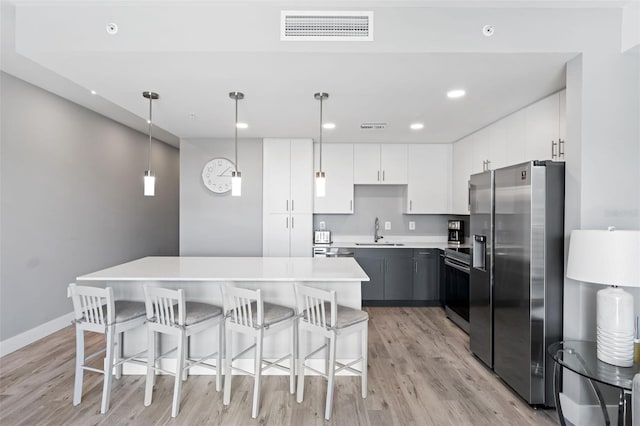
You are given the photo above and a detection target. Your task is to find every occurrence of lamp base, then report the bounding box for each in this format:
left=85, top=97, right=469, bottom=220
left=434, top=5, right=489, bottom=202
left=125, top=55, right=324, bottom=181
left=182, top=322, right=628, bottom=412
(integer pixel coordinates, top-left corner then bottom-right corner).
left=596, top=286, right=634, bottom=367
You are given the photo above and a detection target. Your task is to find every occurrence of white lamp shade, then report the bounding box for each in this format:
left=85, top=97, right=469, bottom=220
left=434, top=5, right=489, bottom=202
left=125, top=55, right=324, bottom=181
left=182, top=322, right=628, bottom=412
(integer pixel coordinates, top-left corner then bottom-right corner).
left=566, top=229, right=640, bottom=287
left=143, top=173, right=155, bottom=197
left=231, top=171, right=241, bottom=197
left=315, top=172, right=326, bottom=197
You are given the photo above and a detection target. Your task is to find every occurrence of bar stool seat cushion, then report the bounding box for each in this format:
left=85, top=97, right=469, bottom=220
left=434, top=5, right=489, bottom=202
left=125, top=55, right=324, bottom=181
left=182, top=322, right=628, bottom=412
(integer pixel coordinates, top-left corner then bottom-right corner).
left=229, top=302, right=295, bottom=327
left=79, top=301, right=145, bottom=324
left=303, top=303, right=369, bottom=329
left=184, top=302, right=223, bottom=326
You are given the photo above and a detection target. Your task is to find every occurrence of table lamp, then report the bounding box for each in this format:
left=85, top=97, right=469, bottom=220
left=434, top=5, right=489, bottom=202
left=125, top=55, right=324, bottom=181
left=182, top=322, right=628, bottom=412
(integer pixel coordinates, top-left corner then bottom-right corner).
left=566, top=227, right=640, bottom=367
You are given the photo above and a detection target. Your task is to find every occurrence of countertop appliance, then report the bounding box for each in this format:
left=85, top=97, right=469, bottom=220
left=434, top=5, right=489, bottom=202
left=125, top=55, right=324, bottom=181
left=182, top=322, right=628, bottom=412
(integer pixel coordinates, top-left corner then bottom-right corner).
left=469, top=160, right=564, bottom=407
left=444, top=247, right=470, bottom=333
left=447, top=220, right=464, bottom=244
left=314, top=230, right=332, bottom=245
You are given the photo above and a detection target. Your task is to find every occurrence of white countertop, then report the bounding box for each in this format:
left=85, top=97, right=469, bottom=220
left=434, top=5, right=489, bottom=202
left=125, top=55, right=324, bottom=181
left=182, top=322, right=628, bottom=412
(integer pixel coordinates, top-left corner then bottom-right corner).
left=315, top=235, right=470, bottom=250
left=77, top=256, right=370, bottom=282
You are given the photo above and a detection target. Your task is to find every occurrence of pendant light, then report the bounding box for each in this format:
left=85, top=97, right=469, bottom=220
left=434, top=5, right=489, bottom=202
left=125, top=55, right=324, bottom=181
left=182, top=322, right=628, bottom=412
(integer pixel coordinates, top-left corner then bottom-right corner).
left=314, top=92, right=329, bottom=197
left=142, top=91, right=159, bottom=196
left=229, top=92, right=244, bottom=197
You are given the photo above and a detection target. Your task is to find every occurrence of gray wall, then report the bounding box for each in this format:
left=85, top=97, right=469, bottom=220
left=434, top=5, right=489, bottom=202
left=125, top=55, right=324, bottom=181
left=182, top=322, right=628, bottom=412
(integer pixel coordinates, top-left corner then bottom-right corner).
left=180, top=138, right=262, bottom=256
left=0, top=72, right=180, bottom=340
left=314, top=185, right=469, bottom=239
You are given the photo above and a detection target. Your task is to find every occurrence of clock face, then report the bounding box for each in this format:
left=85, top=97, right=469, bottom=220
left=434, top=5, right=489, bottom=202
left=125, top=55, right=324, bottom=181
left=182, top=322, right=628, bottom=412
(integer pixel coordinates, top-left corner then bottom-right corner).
left=202, top=157, right=235, bottom=193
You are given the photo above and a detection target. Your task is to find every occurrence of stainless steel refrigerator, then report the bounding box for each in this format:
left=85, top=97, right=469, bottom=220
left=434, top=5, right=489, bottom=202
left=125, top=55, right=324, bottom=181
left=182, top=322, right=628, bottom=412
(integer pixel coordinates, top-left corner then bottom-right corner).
left=469, top=160, right=564, bottom=407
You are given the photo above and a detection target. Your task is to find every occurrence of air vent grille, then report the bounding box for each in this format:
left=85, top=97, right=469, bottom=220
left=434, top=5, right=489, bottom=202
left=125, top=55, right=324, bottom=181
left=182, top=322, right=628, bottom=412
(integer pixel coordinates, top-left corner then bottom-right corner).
left=360, top=122, right=388, bottom=130
left=281, top=11, right=373, bottom=41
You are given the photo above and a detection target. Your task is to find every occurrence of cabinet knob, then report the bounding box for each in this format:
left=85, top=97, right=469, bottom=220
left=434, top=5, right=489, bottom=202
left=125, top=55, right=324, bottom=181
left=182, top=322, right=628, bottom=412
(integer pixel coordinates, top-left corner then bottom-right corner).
left=382, top=170, right=386, bottom=181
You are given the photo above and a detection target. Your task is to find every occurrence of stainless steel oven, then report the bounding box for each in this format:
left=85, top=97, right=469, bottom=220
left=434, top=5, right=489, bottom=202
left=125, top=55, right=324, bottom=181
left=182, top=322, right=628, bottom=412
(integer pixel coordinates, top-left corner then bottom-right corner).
left=444, top=247, right=470, bottom=333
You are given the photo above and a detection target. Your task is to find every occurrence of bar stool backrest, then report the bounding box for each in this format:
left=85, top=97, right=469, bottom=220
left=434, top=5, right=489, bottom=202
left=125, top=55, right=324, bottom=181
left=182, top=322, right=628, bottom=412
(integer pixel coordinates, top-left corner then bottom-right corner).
left=294, top=284, right=337, bottom=330
left=223, top=285, right=263, bottom=328
left=68, top=283, right=114, bottom=331
left=144, top=286, right=186, bottom=327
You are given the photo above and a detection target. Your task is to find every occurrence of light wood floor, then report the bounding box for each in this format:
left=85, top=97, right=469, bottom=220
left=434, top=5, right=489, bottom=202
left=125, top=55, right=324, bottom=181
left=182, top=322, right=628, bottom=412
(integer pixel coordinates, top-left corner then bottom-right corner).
left=0, top=307, right=558, bottom=425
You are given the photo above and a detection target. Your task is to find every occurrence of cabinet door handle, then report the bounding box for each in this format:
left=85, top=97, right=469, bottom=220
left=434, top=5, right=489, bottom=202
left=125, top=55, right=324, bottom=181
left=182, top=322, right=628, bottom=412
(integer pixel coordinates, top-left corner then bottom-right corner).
left=377, top=171, right=380, bottom=182
left=350, top=200, right=353, bottom=211
left=286, top=217, right=288, bottom=228
left=418, top=251, right=430, bottom=255
left=382, top=170, right=385, bottom=181
left=414, top=260, right=418, bottom=273
left=286, top=200, right=289, bottom=211
left=292, top=217, right=294, bottom=228
left=291, top=200, right=294, bottom=211
left=467, top=180, right=471, bottom=212
left=410, top=200, right=412, bottom=211
left=559, top=138, right=565, bottom=158
left=486, top=160, right=491, bottom=170
left=551, top=140, right=558, bottom=159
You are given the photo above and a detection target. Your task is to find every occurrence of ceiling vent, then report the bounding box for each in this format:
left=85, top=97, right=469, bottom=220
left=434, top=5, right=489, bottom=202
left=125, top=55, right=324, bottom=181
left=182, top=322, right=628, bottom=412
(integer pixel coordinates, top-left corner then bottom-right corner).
left=281, top=11, right=373, bottom=41
left=360, top=122, right=387, bottom=130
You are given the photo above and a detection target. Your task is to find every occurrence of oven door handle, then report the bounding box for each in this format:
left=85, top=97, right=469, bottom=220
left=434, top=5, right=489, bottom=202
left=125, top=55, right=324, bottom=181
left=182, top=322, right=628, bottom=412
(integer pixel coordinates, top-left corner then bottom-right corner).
left=444, top=258, right=470, bottom=274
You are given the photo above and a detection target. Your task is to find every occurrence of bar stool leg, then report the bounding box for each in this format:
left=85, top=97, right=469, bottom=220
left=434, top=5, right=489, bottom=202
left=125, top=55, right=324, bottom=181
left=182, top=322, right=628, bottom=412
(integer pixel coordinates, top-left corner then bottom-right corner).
left=73, top=328, right=84, bottom=406
left=171, top=333, right=185, bottom=417
left=183, top=336, right=190, bottom=382
left=252, top=329, right=264, bottom=418
left=223, top=327, right=232, bottom=406
left=115, top=332, right=123, bottom=379
left=101, top=326, right=116, bottom=414
left=296, top=329, right=306, bottom=403
left=144, top=328, right=155, bottom=406
left=289, top=322, right=296, bottom=394
left=325, top=333, right=337, bottom=421
left=361, top=327, right=368, bottom=399
left=325, top=337, right=330, bottom=376
left=216, top=322, right=223, bottom=392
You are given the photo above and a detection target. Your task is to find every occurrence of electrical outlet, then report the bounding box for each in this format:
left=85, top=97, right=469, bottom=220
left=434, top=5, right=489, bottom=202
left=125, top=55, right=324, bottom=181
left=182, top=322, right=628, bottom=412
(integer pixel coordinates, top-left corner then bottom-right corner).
left=409, top=221, right=415, bottom=230
left=319, top=221, right=326, bottom=230
left=384, top=221, right=391, bottom=230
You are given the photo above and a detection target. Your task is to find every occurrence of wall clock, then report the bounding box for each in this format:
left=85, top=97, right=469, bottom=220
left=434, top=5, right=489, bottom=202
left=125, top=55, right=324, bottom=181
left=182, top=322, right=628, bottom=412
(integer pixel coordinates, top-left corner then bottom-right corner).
left=202, top=157, right=235, bottom=193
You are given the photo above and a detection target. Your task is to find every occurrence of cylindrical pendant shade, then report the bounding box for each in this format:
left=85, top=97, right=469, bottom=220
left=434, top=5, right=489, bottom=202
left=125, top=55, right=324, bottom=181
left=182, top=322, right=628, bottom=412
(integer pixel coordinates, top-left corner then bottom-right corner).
left=144, top=171, right=155, bottom=197
left=315, top=171, right=326, bottom=197
left=231, top=170, right=242, bottom=197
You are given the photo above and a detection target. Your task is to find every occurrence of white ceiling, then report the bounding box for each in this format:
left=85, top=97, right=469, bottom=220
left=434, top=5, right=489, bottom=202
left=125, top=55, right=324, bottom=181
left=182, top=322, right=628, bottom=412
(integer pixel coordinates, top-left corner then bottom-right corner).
left=4, top=1, right=625, bottom=147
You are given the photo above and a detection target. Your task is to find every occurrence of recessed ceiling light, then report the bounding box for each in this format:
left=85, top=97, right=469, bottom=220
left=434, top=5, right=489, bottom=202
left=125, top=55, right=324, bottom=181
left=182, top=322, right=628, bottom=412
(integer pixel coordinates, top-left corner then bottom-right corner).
left=236, top=122, right=248, bottom=129
left=410, top=123, right=424, bottom=130
left=322, top=123, right=336, bottom=129
left=447, top=89, right=466, bottom=99
left=90, top=90, right=97, bottom=95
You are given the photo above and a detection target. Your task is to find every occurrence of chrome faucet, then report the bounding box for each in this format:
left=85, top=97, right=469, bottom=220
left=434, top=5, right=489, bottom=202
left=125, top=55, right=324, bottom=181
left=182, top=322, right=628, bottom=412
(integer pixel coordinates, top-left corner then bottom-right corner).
left=374, top=217, right=383, bottom=242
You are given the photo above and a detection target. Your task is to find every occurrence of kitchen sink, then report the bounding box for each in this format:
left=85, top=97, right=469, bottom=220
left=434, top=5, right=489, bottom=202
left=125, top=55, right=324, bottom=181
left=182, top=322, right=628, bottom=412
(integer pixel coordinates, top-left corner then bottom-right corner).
left=355, top=243, right=405, bottom=246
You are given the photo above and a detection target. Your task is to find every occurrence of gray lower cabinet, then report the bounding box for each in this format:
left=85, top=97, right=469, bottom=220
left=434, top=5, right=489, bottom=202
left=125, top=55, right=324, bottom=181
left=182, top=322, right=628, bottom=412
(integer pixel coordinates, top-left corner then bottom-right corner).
left=413, top=249, right=440, bottom=304
left=355, top=248, right=439, bottom=305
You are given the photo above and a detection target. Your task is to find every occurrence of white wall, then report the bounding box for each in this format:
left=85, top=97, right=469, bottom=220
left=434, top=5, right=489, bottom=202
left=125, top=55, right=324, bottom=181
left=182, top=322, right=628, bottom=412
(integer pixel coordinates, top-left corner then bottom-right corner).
left=0, top=72, right=180, bottom=342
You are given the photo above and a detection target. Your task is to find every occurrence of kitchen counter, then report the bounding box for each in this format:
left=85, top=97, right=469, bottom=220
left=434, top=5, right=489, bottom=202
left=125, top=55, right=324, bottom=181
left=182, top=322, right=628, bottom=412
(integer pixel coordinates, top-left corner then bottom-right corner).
left=314, top=236, right=470, bottom=250
left=77, top=256, right=369, bottom=372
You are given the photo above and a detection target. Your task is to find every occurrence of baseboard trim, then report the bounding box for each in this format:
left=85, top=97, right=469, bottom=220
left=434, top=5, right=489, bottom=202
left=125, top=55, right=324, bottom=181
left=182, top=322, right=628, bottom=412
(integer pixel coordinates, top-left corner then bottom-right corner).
left=559, top=392, right=619, bottom=426
left=123, top=358, right=361, bottom=376
left=0, top=311, right=74, bottom=357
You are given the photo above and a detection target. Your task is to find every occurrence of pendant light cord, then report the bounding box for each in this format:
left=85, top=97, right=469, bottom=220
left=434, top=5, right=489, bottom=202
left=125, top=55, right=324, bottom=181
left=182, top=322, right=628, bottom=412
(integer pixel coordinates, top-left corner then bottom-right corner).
left=234, top=96, right=239, bottom=171
left=319, top=95, right=323, bottom=172
left=147, top=95, right=153, bottom=172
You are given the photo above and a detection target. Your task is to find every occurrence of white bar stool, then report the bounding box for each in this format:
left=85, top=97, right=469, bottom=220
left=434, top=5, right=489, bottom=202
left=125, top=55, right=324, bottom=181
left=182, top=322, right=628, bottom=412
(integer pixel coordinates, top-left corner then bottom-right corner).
left=222, top=285, right=297, bottom=419
left=68, top=283, right=147, bottom=414
left=143, top=286, right=224, bottom=418
left=294, top=283, right=369, bottom=420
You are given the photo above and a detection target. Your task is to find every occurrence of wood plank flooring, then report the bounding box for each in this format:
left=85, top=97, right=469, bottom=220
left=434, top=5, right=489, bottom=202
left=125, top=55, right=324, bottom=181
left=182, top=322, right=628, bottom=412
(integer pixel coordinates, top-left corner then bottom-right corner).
left=0, top=307, right=558, bottom=425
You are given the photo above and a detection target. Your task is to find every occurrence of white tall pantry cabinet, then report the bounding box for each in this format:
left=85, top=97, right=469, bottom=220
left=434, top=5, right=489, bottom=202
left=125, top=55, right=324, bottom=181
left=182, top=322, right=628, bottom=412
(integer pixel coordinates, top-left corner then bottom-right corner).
left=262, top=138, right=313, bottom=257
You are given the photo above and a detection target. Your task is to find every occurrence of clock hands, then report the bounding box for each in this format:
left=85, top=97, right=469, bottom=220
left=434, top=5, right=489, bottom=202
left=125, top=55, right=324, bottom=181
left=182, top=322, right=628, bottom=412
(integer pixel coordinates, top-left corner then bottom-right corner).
left=218, top=167, right=232, bottom=177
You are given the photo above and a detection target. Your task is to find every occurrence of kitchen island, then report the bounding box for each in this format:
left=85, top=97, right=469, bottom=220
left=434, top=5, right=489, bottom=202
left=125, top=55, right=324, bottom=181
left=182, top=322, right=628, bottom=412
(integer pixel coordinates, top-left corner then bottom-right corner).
left=77, top=256, right=369, bottom=374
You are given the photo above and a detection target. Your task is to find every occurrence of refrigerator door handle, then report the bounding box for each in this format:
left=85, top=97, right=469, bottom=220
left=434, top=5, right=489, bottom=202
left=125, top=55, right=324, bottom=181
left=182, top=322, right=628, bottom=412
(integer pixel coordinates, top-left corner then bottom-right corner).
left=467, top=180, right=471, bottom=212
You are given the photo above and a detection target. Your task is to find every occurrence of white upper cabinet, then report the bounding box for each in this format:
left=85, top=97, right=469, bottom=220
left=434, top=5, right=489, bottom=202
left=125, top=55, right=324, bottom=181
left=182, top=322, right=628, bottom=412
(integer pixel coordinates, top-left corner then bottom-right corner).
left=559, top=89, right=566, bottom=151
left=502, top=109, right=527, bottom=167
left=263, top=138, right=313, bottom=257
left=452, top=135, right=473, bottom=215
left=354, top=144, right=408, bottom=184
left=525, top=92, right=561, bottom=161
left=314, top=143, right=354, bottom=214
left=471, top=127, right=491, bottom=174
left=405, top=144, right=452, bottom=214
